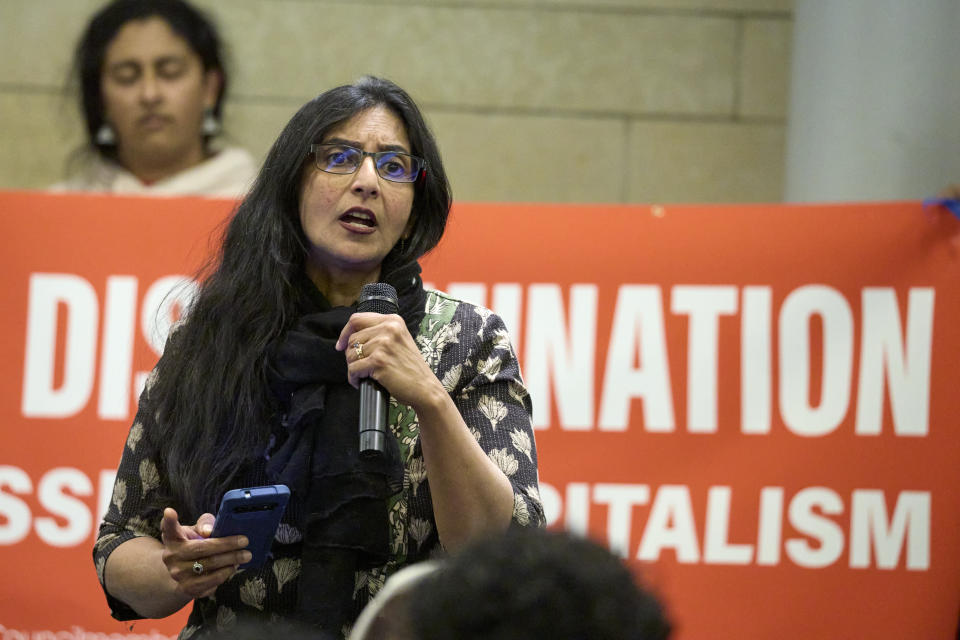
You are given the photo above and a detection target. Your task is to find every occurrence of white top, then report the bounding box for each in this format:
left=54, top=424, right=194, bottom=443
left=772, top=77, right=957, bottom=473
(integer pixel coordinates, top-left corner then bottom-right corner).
left=49, top=146, right=258, bottom=199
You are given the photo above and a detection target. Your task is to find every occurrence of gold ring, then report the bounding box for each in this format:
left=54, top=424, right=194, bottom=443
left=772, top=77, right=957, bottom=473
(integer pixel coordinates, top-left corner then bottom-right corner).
left=192, top=560, right=204, bottom=576
left=354, top=341, right=364, bottom=359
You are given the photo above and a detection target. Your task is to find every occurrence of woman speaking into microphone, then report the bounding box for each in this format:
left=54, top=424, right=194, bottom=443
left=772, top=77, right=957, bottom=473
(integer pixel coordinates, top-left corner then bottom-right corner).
left=93, top=76, right=544, bottom=637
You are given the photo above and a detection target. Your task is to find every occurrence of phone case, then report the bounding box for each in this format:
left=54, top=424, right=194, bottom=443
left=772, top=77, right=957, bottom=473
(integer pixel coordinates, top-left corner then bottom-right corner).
left=210, top=484, right=290, bottom=569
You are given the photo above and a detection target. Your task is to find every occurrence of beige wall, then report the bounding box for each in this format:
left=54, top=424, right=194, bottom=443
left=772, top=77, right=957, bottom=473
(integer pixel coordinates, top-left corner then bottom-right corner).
left=0, top=0, right=792, bottom=203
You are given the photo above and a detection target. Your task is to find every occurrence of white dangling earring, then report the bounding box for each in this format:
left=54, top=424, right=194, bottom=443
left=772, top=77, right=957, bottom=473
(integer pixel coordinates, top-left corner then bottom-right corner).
left=95, top=123, right=116, bottom=145
left=202, top=108, right=220, bottom=136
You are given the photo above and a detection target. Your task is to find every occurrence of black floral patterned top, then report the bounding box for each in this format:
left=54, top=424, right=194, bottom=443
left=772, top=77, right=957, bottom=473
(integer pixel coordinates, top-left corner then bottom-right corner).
left=93, top=290, right=545, bottom=637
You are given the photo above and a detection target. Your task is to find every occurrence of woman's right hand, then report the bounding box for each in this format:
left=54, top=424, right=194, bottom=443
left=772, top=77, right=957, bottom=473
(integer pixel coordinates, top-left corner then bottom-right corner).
left=159, top=507, right=251, bottom=599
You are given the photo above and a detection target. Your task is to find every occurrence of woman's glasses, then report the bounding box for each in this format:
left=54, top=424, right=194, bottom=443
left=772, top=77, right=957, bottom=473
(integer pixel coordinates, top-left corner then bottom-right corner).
left=310, top=143, right=426, bottom=183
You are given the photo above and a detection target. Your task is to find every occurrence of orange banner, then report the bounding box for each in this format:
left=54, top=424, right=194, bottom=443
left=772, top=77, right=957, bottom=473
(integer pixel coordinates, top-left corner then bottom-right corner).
left=1, top=191, right=958, bottom=639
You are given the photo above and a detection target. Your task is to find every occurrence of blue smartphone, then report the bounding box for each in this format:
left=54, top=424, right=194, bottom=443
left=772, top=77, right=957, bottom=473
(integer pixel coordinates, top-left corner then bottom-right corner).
left=210, top=484, right=290, bottom=569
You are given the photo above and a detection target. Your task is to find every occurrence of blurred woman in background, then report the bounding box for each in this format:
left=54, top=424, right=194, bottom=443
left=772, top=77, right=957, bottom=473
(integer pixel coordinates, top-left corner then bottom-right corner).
left=53, top=0, right=256, bottom=197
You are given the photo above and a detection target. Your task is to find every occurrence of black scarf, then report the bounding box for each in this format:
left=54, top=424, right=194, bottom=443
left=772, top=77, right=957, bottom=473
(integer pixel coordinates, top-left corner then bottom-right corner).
left=264, top=257, right=426, bottom=636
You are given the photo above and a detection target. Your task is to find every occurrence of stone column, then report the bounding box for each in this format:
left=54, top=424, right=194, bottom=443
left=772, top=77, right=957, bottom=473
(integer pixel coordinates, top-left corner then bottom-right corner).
left=785, top=0, right=960, bottom=201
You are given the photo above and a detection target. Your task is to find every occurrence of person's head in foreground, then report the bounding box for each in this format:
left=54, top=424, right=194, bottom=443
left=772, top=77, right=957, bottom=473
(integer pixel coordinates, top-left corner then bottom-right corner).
left=405, top=528, right=672, bottom=640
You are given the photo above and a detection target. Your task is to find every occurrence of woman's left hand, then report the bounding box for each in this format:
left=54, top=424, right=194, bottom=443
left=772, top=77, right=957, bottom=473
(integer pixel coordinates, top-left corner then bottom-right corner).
left=336, top=312, right=443, bottom=409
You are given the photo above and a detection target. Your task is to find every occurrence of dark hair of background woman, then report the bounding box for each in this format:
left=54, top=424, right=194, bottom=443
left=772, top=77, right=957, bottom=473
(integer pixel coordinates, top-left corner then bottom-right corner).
left=147, top=76, right=453, bottom=520
left=69, top=0, right=228, bottom=160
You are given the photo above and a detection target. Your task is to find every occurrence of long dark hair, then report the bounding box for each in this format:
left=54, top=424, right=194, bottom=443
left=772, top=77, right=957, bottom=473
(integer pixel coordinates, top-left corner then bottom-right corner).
left=69, top=0, right=228, bottom=159
left=148, top=77, right=452, bottom=519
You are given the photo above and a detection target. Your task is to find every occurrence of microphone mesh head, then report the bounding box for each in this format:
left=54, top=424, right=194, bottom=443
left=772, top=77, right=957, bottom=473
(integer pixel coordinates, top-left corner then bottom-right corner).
left=358, top=282, right=399, bottom=314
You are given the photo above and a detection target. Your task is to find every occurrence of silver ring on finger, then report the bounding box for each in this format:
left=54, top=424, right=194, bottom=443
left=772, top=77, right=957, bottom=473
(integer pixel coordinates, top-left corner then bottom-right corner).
left=192, top=560, right=205, bottom=576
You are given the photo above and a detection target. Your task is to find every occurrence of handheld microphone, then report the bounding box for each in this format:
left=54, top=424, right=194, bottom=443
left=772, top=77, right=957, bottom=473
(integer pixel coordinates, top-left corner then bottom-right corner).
left=357, top=282, right=399, bottom=457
